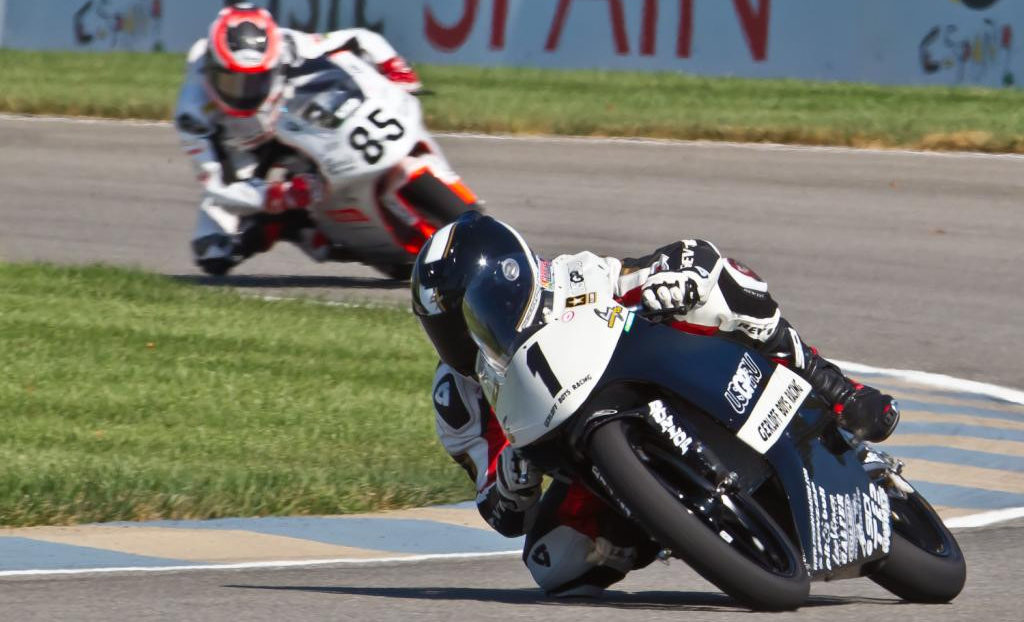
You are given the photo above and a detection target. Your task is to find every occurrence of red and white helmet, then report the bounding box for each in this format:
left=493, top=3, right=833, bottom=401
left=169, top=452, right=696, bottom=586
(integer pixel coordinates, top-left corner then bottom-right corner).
left=204, top=3, right=285, bottom=118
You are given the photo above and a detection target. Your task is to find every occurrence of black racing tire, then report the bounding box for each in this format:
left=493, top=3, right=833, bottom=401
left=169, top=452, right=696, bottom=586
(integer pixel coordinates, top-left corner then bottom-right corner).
left=372, top=263, right=414, bottom=281
left=870, top=491, right=966, bottom=602
left=588, top=419, right=809, bottom=611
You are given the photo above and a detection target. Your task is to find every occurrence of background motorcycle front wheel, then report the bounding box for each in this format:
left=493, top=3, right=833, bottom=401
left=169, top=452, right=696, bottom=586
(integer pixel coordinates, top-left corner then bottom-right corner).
left=588, top=419, right=809, bottom=611
left=870, top=490, right=966, bottom=602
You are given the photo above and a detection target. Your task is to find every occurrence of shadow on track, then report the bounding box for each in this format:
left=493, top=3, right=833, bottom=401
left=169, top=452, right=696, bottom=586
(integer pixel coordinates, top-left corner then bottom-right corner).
left=224, top=584, right=891, bottom=611
left=171, top=274, right=408, bottom=291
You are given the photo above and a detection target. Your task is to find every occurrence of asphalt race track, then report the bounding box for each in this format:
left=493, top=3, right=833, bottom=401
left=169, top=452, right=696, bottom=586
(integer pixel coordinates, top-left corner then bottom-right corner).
left=1, top=116, right=1021, bottom=388
left=0, top=519, right=1021, bottom=622
left=1, top=115, right=1023, bottom=620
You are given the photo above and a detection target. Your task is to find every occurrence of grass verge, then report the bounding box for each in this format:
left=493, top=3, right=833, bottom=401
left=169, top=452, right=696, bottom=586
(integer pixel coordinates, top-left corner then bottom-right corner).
left=0, top=262, right=470, bottom=527
left=3, top=50, right=1024, bottom=152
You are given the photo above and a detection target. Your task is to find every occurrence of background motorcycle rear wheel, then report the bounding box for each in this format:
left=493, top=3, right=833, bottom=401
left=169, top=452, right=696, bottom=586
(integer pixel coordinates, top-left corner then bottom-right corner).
left=869, top=490, right=966, bottom=602
left=372, top=263, right=414, bottom=281
left=588, top=419, right=810, bottom=611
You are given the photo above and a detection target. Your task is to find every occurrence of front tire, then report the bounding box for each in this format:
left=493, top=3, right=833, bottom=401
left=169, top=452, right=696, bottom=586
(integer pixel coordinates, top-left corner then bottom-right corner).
left=870, top=491, right=966, bottom=602
left=588, top=419, right=809, bottom=611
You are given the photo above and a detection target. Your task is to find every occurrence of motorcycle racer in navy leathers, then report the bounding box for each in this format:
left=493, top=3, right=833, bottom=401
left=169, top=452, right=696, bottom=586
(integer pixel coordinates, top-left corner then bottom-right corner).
left=413, top=211, right=900, bottom=597
left=175, top=3, right=422, bottom=276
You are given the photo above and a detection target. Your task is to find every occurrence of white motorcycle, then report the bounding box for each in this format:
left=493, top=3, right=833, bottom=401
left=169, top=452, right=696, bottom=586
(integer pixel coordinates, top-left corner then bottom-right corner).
left=250, top=51, right=478, bottom=280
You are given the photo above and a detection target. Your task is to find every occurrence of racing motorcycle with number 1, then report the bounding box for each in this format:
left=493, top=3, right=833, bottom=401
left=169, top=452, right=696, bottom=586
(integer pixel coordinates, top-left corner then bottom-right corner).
left=473, top=267, right=967, bottom=610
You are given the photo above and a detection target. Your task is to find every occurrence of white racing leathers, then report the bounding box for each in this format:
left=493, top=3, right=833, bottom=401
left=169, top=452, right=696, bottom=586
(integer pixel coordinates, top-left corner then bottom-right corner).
left=431, top=241, right=786, bottom=597
left=174, top=28, right=415, bottom=273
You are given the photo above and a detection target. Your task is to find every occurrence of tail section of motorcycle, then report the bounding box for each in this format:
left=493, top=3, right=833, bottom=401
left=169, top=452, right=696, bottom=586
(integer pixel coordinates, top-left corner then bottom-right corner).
left=372, top=147, right=480, bottom=279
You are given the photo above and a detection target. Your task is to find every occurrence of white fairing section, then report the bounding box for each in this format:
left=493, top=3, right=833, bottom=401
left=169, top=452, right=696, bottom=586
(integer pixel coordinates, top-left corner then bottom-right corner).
left=736, top=365, right=812, bottom=454
left=276, top=52, right=422, bottom=186
left=272, top=51, right=428, bottom=261
left=494, top=292, right=626, bottom=447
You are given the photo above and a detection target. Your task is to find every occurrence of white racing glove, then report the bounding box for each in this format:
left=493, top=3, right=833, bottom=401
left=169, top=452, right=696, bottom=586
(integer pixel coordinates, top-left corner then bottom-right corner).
left=495, top=448, right=542, bottom=513
left=641, top=270, right=706, bottom=315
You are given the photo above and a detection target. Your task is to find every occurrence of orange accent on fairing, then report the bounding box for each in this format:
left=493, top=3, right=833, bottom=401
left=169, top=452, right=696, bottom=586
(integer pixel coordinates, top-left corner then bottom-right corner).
left=448, top=180, right=479, bottom=205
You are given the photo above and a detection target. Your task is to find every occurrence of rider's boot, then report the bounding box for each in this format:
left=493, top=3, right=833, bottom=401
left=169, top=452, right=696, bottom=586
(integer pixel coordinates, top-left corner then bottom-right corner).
left=192, top=234, right=239, bottom=276
left=761, top=320, right=900, bottom=443
left=525, top=481, right=659, bottom=599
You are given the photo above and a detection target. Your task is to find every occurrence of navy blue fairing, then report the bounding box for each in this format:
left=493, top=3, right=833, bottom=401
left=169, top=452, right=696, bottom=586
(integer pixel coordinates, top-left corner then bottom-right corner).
left=594, top=317, right=891, bottom=579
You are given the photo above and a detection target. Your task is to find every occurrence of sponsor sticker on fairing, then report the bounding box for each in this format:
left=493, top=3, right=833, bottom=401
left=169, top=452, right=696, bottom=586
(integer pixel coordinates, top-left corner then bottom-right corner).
left=735, top=365, right=811, bottom=454
left=594, top=305, right=635, bottom=331
left=568, top=261, right=585, bottom=291
left=725, top=353, right=763, bottom=414
left=538, top=259, right=553, bottom=290
left=802, top=468, right=892, bottom=572
left=565, top=292, right=596, bottom=308
left=647, top=400, right=693, bottom=455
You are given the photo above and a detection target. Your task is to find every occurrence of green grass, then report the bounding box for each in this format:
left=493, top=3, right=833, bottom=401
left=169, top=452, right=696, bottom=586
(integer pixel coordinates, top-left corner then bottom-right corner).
left=0, top=262, right=471, bottom=527
left=3, top=49, right=1024, bottom=151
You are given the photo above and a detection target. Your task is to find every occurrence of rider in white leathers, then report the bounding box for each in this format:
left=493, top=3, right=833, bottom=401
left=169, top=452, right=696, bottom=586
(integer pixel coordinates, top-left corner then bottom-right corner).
left=413, top=211, right=900, bottom=598
left=175, top=2, right=422, bottom=275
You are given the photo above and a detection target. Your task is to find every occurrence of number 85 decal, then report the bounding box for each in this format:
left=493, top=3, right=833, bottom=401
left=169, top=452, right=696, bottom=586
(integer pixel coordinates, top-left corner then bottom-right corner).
left=348, top=109, right=405, bottom=165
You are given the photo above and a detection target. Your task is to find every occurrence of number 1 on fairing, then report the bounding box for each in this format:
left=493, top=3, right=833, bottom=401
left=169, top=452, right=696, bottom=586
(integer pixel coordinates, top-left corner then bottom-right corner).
left=526, top=342, right=562, bottom=398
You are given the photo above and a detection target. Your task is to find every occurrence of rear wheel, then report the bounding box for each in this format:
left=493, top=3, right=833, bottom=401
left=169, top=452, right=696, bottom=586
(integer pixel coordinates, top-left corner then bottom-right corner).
left=372, top=263, right=413, bottom=281
left=197, top=258, right=234, bottom=277
left=870, top=490, right=966, bottom=602
left=588, top=419, right=809, bottom=611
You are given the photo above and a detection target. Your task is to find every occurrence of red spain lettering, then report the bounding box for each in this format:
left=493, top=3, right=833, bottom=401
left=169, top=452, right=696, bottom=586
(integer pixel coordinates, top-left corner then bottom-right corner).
left=733, top=0, right=771, bottom=61
left=642, top=0, right=696, bottom=59
left=678, top=0, right=694, bottom=58
left=546, top=0, right=630, bottom=55
left=491, top=0, right=509, bottom=49
left=424, top=0, right=478, bottom=51
left=424, top=0, right=508, bottom=52
left=641, top=0, right=657, bottom=56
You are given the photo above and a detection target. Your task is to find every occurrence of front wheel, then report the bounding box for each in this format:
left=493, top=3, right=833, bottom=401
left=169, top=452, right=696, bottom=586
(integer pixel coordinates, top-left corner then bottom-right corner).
left=870, top=490, right=966, bottom=602
left=588, top=419, right=809, bottom=611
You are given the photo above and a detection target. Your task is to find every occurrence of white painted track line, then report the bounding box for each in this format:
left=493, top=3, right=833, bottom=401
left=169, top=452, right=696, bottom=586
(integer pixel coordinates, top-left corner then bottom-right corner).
left=834, top=360, right=1024, bottom=406
left=2, top=506, right=1020, bottom=579
left=944, top=507, right=1024, bottom=529
left=0, top=550, right=522, bottom=578
left=4, top=112, right=1024, bottom=161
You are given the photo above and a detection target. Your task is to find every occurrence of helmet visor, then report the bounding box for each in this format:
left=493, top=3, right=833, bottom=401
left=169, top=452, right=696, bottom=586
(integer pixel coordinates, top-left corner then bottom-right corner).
left=418, top=309, right=478, bottom=376
left=207, top=64, right=278, bottom=113
left=462, top=253, right=543, bottom=371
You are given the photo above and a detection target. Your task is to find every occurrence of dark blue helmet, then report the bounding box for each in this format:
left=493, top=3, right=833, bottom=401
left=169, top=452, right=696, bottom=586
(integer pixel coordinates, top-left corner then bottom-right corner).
left=411, top=211, right=544, bottom=375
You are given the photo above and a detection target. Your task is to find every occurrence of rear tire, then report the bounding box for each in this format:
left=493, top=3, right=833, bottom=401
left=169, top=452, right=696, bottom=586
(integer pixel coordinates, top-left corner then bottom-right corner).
left=588, top=419, right=809, bottom=611
left=870, top=491, right=966, bottom=602
left=373, top=263, right=413, bottom=281
left=197, top=258, right=234, bottom=277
